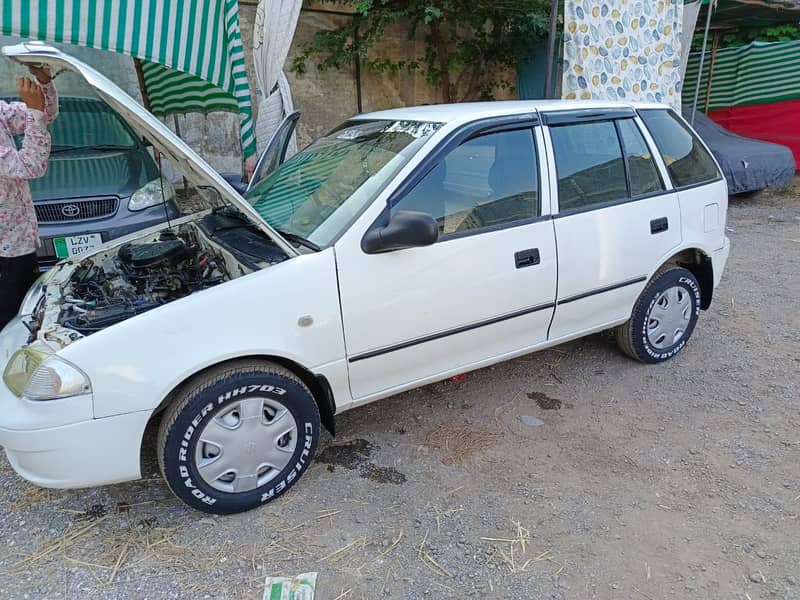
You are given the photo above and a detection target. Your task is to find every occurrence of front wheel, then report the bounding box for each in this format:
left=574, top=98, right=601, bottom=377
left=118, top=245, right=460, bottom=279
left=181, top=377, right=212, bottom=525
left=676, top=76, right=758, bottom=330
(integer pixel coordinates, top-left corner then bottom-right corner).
left=616, top=266, right=702, bottom=364
left=157, top=360, right=320, bottom=514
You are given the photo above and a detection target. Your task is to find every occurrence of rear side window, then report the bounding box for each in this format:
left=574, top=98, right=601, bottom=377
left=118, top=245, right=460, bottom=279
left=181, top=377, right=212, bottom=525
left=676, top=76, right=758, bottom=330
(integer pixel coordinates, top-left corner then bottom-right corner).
left=550, top=121, right=627, bottom=211
left=617, top=119, right=664, bottom=197
left=638, top=109, right=720, bottom=188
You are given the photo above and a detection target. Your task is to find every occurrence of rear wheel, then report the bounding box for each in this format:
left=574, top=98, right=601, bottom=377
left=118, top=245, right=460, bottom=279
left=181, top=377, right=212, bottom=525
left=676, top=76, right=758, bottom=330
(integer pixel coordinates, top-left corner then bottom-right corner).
left=616, top=266, right=702, bottom=364
left=157, top=360, right=320, bottom=514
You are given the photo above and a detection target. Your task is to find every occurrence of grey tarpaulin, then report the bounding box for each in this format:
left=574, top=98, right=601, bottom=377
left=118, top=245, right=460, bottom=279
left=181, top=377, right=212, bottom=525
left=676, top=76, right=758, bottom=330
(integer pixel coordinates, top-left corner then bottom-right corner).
left=683, top=108, right=796, bottom=194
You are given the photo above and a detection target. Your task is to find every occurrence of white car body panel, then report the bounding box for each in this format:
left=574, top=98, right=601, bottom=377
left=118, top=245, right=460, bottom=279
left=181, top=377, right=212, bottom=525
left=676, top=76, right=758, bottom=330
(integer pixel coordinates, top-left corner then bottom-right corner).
left=58, top=249, right=346, bottom=418
left=0, top=44, right=732, bottom=493
left=336, top=125, right=558, bottom=399
left=338, top=220, right=558, bottom=399
left=1, top=407, right=151, bottom=488
left=548, top=194, right=683, bottom=339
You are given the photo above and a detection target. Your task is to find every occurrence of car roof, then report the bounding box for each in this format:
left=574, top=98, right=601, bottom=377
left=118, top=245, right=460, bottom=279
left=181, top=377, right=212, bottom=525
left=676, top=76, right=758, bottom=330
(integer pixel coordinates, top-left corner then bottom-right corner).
left=353, top=100, right=672, bottom=125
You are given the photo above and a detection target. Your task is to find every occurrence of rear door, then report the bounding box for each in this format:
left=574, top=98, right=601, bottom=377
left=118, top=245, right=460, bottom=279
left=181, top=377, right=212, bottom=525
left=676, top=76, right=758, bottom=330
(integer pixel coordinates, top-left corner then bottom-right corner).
left=544, top=110, right=683, bottom=340
left=637, top=109, right=728, bottom=255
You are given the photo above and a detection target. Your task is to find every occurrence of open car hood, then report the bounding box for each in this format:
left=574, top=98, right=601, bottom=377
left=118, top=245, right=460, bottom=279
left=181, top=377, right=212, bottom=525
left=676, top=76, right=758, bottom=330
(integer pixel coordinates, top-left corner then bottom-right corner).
left=2, top=41, right=297, bottom=257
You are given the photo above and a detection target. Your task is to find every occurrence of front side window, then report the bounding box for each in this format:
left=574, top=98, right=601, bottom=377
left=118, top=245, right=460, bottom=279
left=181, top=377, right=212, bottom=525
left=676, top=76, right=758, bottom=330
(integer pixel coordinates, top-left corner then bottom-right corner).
left=617, top=119, right=664, bottom=197
left=392, top=128, right=540, bottom=236
left=244, top=119, right=441, bottom=247
left=551, top=121, right=627, bottom=211
left=638, top=109, right=720, bottom=188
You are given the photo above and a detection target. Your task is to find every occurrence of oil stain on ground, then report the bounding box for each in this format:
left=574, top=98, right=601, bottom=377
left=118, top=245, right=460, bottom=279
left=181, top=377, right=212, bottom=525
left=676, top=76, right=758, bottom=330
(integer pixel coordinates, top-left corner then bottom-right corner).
left=528, top=391, right=573, bottom=410
left=317, top=439, right=406, bottom=484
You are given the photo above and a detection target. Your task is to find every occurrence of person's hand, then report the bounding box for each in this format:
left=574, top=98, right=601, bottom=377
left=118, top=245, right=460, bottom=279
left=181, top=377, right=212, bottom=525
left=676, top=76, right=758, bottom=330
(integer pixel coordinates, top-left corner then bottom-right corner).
left=17, top=77, right=46, bottom=112
left=244, top=154, right=257, bottom=181
left=27, top=65, right=52, bottom=85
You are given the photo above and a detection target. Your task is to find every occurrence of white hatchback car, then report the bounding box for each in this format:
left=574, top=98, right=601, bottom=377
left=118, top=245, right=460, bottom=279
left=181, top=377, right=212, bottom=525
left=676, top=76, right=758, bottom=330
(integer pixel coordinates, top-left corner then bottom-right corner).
left=1, top=44, right=730, bottom=514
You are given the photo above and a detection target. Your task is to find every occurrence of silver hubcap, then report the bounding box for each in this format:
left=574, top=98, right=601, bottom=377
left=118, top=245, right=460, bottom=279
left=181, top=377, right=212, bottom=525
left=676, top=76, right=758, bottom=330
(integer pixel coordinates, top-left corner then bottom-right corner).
left=646, top=285, right=692, bottom=349
left=194, top=397, right=297, bottom=493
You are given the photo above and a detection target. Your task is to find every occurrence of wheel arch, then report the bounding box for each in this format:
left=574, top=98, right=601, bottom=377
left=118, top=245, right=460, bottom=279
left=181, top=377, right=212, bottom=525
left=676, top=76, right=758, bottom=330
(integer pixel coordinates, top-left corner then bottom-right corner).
left=150, top=355, right=337, bottom=436
left=655, top=247, right=714, bottom=310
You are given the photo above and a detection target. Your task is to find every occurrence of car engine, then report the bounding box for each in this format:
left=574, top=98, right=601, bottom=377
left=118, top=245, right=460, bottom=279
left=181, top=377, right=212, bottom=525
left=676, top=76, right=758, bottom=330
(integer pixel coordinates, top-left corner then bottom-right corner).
left=58, top=225, right=229, bottom=334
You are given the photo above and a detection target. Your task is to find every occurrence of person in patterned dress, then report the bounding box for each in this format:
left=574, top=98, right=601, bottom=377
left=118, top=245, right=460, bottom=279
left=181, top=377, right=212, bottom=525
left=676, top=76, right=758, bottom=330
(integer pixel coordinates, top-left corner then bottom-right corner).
left=0, top=66, right=58, bottom=330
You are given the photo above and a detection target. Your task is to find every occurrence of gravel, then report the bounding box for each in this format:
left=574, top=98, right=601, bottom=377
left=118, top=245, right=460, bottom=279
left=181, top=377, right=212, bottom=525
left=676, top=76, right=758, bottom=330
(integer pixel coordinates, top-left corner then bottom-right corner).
left=1, top=181, right=798, bottom=599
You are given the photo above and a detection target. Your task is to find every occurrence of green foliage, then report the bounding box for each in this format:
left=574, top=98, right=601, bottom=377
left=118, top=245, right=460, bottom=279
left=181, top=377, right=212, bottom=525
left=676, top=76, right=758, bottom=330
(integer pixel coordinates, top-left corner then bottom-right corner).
left=691, top=23, right=800, bottom=52
left=291, top=0, right=551, bottom=103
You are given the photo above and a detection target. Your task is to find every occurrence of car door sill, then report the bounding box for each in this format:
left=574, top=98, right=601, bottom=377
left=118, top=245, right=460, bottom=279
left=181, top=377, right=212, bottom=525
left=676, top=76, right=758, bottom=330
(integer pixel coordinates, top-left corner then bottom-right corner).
left=347, top=301, right=556, bottom=363
left=344, top=316, right=631, bottom=408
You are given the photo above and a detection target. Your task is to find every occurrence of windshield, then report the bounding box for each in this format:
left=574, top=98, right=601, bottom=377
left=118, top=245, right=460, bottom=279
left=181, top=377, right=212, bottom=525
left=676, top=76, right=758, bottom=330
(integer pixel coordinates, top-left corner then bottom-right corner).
left=243, top=119, right=441, bottom=247
left=51, top=98, right=138, bottom=149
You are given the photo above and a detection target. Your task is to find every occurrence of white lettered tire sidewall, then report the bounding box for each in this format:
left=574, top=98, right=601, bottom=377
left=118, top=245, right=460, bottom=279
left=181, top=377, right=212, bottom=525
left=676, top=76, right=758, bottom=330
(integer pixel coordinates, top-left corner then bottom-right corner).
left=159, top=369, right=320, bottom=514
left=632, top=267, right=701, bottom=363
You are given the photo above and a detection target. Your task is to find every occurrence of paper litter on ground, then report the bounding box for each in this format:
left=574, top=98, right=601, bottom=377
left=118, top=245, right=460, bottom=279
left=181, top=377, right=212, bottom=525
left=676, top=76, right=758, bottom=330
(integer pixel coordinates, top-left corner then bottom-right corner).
left=263, top=572, right=317, bottom=600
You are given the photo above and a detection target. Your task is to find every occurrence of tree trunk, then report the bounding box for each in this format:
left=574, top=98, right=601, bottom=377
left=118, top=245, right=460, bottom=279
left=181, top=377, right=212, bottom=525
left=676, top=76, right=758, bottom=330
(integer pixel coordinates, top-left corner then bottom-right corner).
left=461, top=65, right=483, bottom=102
left=429, top=19, right=452, bottom=103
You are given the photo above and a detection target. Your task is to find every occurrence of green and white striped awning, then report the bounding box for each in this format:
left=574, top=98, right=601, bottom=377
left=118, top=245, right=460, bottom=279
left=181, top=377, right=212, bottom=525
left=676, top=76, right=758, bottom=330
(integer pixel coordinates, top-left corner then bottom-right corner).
left=683, top=40, right=800, bottom=112
left=0, top=0, right=256, bottom=158
left=139, top=60, right=239, bottom=114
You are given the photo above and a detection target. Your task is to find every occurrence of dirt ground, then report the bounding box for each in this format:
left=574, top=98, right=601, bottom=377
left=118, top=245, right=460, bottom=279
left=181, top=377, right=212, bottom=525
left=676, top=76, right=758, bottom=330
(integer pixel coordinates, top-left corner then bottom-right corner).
left=1, top=182, right=798, bottom=600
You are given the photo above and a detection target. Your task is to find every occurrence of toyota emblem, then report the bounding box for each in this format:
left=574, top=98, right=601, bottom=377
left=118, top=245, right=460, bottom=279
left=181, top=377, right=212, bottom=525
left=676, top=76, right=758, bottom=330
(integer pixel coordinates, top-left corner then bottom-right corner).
left=61, top=204, right=81, bottom=218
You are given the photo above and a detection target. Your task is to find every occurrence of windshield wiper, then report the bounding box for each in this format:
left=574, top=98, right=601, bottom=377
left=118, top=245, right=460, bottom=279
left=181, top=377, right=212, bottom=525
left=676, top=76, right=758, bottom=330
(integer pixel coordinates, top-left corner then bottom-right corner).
left=51, top=144, right=132, bottom=154
left=276, top=229, right=321, bottom=252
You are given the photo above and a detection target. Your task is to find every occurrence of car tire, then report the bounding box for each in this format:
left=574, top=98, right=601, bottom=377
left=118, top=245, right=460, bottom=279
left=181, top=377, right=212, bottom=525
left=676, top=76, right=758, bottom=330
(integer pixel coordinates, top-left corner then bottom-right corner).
left=157, top=360, right=320, bottom=514
left=615, top=266, right=702, bottom=364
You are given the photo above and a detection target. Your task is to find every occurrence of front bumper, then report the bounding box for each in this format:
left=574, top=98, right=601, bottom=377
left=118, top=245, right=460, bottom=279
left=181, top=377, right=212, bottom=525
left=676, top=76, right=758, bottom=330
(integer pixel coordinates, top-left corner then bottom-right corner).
left=0, top=319, right=151, bottom=489
left=712, top=236, right=731, bottom=288
left=0, top=410, right=150, bottom=489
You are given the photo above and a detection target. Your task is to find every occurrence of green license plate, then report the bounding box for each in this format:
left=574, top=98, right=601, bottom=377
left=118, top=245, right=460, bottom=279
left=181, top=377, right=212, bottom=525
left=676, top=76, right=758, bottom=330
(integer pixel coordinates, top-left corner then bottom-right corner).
left=53, top=234, right=103, bottom=259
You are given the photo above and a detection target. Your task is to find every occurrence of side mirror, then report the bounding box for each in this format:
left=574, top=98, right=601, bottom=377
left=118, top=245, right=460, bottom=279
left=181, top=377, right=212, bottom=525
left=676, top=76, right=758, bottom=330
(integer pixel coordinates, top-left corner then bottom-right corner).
left=362, top=210, right=439, bottom=254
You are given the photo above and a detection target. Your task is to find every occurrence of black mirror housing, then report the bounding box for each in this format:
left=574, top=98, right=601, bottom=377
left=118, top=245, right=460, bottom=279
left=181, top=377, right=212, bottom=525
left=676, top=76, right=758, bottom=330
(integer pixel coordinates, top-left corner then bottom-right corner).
left=362, top=210, right=439, bottom=254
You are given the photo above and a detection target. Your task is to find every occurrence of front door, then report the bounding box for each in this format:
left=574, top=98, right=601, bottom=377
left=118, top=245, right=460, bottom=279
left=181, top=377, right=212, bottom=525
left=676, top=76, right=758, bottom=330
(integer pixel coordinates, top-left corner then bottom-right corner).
left=336, top=125, right=558, bottom=401
left=246, top=112, right=301, bottom=192
left=544, top=113, right=683, bottom=340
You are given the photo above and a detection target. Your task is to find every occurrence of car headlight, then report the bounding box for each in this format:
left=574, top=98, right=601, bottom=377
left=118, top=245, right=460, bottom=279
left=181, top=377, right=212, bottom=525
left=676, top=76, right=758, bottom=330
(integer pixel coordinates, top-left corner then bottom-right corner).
left=128, top=177, right=176, bottom=211
left=3, top=347, right=91, bottom=400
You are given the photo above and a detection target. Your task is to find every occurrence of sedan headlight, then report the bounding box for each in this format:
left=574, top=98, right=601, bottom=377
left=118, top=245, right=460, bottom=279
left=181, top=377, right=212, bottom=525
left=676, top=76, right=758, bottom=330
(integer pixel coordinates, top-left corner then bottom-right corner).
left=3, top=347, right=91, bottom=400
left=128, top=177, right=176, bottom=211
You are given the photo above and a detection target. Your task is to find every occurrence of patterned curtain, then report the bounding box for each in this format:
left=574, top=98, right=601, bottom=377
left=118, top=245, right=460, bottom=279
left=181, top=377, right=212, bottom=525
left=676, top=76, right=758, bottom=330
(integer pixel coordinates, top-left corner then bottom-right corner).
left=561, top=0, right=684, bottom=109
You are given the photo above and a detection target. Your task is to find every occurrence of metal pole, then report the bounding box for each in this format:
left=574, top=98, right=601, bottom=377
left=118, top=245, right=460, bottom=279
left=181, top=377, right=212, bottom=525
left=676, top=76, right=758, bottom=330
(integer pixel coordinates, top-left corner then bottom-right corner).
left=703, top=31, right=720, bottom=114
left=690, top=0, right=715, bottom=125
left=172, top=114, right=190, bottom=200
left=133, top=58, right=162, bottom=171
left=133, top=58, right=152, bottom=111
left=354, top=17, right=363, bottom=114
left=543, top=0, right=559, bottom=99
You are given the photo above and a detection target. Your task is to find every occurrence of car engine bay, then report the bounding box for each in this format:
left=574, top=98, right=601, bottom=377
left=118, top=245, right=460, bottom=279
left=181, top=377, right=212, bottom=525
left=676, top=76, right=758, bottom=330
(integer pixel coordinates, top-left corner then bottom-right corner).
left=28, top=210, right=290, bottom=344
left=60, top=226, right=228, bottom=334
